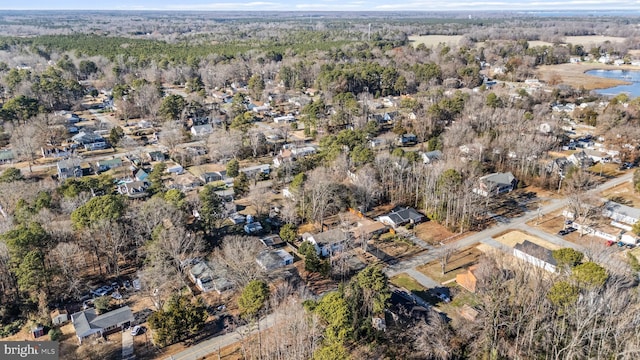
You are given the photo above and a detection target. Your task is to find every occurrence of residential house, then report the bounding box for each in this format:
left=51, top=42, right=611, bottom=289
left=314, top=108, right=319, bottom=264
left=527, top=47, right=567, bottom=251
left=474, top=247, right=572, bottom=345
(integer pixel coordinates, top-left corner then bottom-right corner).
left=369, top=138, right=385, bottom=148
left=135, top=169, right=149, bottom=182
left=455, top=266, right=478, bottom=293
left=57, top=158, right=83, bottom=180
left=377, top=207, right=426, bottom=228
left=71, top=306, right=134, bottom=344
left=71, top=131, right=108, bottom=151
left=397, top=133, right=418, bottom=147
left=273, top=146, right=317, bottom=167
left=421, top=150, right=443, bottom=164
left=260, top=235, right=285, bottom=248
left=302, top=229, right=350, bottom=257
left=147, top=151, right=166, bottom=162
left=201, top=171, right=225, bottom=183
left=568, top=150, right=595, bottom=168
left=167, top=173, right=203, bottom=191
left=545, top=157, right=572, bottom=175
left=583, top=149, right=610, bottom=163
left=240, top=164, right=270, bottom=179
left=96, top=158, right=123, bottom=173
left=41, top=145, right=72, bottom=159
left=118, top=181, right=148, bottom=198
left=602, top=201, right=640, bottom=226
left=256, top=249, right=294, bottom=271
left=244, top=221, right=263, bottom=234
left=190, top=124, right=214, bottom=137
left=552, top=103, right=576, bottom=113
left=350, top=218, right=387, bottom=240
left=63, top=112, right=81, bottom=124
left=51, top=309, right=69, bottom=326
left=473, top=172, right=517, bottom=197
left=228, top=213, right=246, bottom=225
left=189, top=262, right=215, bottom=292
left=0, top=149, right=15, bottom=164
left=273, top=114, right=296, bottom=124
left=513, top=240, right=557, bottom=273
left=166, top=163, right=184, bottom=175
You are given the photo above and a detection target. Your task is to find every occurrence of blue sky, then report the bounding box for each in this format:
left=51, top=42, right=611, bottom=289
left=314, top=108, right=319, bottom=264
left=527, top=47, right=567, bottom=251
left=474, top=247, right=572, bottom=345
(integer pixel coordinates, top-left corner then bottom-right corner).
left=2, top=0, right=640, bottom=11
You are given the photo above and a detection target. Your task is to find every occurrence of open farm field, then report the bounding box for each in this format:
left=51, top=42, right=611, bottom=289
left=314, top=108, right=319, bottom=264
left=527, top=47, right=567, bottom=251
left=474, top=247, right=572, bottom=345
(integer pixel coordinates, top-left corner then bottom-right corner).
left=564, top=35, right=628, bottom=46
left=409, top=35, right=463, bottom=47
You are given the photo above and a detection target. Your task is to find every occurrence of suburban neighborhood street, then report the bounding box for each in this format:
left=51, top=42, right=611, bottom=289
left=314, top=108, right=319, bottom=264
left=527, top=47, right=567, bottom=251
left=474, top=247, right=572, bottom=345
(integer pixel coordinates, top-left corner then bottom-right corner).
left=166, top=313, right=278, bottom=360
left=386, top=171, right=634, bottom=287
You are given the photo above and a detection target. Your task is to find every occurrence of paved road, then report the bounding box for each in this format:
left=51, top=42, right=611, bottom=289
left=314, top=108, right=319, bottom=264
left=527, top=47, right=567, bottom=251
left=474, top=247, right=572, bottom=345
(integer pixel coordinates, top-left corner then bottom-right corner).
left=166, top=313, right=277, bottom=360
left=386, top=171, right=633, bottom=288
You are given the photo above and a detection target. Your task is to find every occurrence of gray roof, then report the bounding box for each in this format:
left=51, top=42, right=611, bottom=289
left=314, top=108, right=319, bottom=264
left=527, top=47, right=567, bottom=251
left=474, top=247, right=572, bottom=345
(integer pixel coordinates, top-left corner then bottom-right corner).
left=57, top=158, right=82, bottom=170
left=0, top=149, right=15, bottom=161
left=260, top=235, right=284, bottom=247
left=256, top=249, right=293, bottom=271
left=422, top=150, right=443, bottom=161
left=303, top=228, right=349, bottom=245
left=603, top=201, right=640, bottom=222
left=72, top=306, right=133, bottom=338
left=480, top=172, right=516, bottom=188
left=190, top=261, right=214, bottom=280
left=380, top=207, right=425, bottom=226
left=514, top=240, right=556, bottom=266
left=72, top=131, right=104, bottom=144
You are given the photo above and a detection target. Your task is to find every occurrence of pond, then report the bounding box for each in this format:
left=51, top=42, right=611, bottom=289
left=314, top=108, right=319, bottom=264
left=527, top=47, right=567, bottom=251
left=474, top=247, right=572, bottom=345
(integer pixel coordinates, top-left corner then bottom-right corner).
left=586, top=69, right=640, bottom=98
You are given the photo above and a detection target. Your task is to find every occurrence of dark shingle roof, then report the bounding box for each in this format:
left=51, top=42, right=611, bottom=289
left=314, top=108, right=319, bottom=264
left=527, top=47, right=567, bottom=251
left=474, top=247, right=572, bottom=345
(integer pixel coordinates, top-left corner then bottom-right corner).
left=514, top=240, right=556, bottom=266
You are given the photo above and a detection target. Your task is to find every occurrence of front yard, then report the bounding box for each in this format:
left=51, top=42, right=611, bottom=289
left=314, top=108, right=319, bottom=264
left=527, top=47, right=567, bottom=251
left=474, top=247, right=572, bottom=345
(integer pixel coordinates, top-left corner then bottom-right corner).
left=416, top=245, right=483, bottom=284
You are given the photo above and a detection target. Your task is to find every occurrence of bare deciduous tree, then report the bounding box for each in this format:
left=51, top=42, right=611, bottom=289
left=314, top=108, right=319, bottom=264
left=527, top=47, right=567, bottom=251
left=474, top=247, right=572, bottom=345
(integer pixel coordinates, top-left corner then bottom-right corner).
left=212, top=235, right=264, bottom=288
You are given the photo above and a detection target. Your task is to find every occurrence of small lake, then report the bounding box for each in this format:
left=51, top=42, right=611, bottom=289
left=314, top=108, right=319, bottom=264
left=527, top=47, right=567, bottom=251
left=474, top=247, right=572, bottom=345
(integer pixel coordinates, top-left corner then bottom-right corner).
left=586, top=69, right=640, bottom=98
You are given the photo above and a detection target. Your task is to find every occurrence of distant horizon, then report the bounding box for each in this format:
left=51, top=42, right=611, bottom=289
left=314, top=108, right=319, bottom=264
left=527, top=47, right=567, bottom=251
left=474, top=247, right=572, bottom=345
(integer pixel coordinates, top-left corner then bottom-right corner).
left=2, top=1, right=640, bottom=12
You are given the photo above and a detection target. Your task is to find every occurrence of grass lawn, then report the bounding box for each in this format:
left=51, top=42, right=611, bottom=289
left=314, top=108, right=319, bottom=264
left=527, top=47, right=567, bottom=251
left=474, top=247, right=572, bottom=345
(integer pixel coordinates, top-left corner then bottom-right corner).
left=601, top=182, right=640, bottom=208
left=390, top=273, right=431, bottom=302
left=587, top=162, right=624, bottom=178
left=416, top=246, right=483, bottom=283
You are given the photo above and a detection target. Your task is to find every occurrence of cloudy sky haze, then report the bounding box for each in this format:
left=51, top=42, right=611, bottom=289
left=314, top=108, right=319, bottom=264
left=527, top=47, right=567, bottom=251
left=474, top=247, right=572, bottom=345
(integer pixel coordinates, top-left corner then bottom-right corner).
left=2, top=0, right=640, bottom=11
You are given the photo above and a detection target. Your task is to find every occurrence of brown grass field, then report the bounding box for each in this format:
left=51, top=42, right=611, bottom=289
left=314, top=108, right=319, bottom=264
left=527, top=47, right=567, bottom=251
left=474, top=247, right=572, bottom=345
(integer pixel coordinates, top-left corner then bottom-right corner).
left=493, top=230, right=561, bottom=250
left=416, top=245, right=483, bottom=283
left=409, top=35, right=464, bottom=47
left=537, top=63, right=639, bottom=90
left=601, top=181, right=640, bottom=207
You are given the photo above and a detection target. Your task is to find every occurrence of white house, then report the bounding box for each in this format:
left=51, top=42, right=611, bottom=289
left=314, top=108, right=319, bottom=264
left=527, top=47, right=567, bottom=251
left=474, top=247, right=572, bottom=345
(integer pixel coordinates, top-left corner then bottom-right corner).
left=190, top=124, right=214, bottom=137
left=71, top=306, right=134, bottom=344
left=273, top=114, right=296, bottom=123
left=302, top=229, right=350, bottom=257
left=256, top=249, right=294, bottom=271
left=473, top=172, right=517, bottom=197
left=513, top=240, right=557, bottom=273
left=602, top=201, right=640, bottom=226
left=377, top=207, right=426, bottom=228
left=421, top=150, right=443, bottom=164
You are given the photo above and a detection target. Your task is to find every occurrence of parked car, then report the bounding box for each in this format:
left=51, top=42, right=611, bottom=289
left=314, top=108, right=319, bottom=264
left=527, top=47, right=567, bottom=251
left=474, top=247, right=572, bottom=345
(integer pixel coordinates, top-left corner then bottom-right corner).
left=131, top=325, right=142, bottom=336
left=605, top=240, right=615, bottom=247
left=111, top=291, right=122, bottom=300
left=435, top=292, right=451, bottom=303
left=83, top=299, right=94, bottom=310
left=91, top=285, right=113, bottom=297
left=566, top=227, right=577, bottom=233
left=557, top=229, right=569, bottom=236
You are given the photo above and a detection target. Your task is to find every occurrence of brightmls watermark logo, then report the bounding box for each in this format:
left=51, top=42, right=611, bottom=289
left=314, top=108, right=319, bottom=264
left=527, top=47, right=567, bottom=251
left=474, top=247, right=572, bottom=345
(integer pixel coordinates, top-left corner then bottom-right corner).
left=1, top=341, right=58, bottom=360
